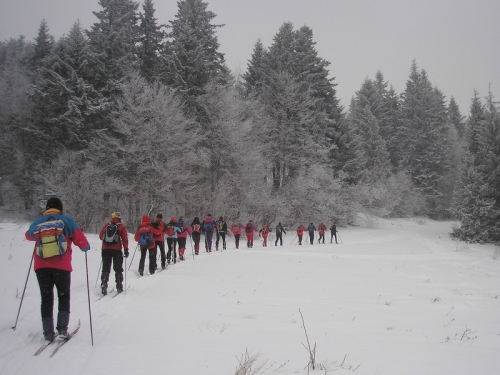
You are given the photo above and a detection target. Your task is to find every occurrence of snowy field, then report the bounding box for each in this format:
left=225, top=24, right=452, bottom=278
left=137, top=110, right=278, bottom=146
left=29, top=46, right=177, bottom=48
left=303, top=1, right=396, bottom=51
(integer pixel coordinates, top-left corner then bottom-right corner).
left=1, top=217, right=500, bottom=375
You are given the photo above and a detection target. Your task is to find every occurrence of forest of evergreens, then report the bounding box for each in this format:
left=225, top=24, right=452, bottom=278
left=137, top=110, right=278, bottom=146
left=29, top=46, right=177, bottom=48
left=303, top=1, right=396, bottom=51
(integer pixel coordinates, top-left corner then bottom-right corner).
left=0, top=0, right=498, bottom=244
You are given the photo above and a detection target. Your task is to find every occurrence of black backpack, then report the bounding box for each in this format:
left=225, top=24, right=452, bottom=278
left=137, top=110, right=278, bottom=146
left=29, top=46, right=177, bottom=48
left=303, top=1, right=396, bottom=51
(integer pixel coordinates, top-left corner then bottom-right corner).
left=103, top=222, right=119, bottom=245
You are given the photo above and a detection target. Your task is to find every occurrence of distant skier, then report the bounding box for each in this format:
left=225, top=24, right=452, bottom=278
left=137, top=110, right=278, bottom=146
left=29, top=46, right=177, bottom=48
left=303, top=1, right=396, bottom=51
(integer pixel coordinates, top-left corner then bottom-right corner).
left=330, top=222, right=338, bottom=244
left=230, top=220, right=243, bottom=249
left=318, top=221, right=327, bottom=244
left=190, top=217, right=202, bottom=255
left=202, top=214, right=216, bottom=252
left=275, top=222, right=286, bottom=246
left=165, top=216, right=181, bottom=264
left=296, top=223, right=306, bottom=245
left=177, top=216, right=191, bottom=260
left=135, top=215, right=161, bottom=276
left=151, top=213, right=166, bottom=269
left=259, top=223, right=272, bottom=247
left=307, top=223, right=316, bottom=244
left=215, top=216, right=227, bottom=250
left=245, top=220, right=257, bottom=248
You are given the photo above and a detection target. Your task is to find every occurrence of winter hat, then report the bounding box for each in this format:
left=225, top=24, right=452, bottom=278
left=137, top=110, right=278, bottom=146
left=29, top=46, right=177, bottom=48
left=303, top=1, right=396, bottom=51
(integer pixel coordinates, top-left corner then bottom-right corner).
left=111, top=211, right=121, bottom=219
left=46, top=197, right=63, bottom=212
left=157, top=213, right=163, bottom=219
left=170, top=216, right=177, bottom=222
left=219, top=216, right=223, bottom=221
left=141, top=215, right=150, bottom=225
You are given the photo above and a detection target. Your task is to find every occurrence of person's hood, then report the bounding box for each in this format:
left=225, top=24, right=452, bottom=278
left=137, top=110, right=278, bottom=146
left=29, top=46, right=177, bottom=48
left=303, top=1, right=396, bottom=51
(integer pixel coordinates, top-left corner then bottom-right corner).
left=141, top=215, right=150, bottom=225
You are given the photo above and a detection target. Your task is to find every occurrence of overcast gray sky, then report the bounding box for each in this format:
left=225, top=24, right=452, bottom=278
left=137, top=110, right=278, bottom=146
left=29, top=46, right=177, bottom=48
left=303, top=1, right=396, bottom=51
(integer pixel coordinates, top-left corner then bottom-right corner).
left=1, top=0, right=499, bottom=114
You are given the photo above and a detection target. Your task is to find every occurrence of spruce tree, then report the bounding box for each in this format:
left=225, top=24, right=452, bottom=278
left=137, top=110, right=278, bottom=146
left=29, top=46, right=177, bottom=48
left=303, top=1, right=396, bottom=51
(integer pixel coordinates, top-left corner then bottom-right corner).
left=373, top=71, right=401, bottom=169
left=31, top=20, right=54, bottom=70
left=87, top=0, right=139, bottom=98
left=138, top=0, right=164, bottom=82
left=163, top=0, right=229, bottom=118
left=448, top=96, right=465, bottom=139
left=29, top=22, right=108, bottom=155
left=399, top=61, right=452, bottom=217
left=465, top=90, right=484, bottom=158
left=344, top=79, right=390, bottom=184
left=242, top=39, right=268, bottom=97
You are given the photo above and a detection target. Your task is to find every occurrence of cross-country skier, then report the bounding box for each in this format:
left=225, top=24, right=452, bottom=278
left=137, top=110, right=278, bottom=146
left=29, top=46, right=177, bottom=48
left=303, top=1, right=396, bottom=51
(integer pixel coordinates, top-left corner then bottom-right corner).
left=25, top=197, right=90, bottom=342
left=275, top=222, right=286, bottom=246
left=296, top=223, right=306, bottom=245
left=99, top=212, right=129, bottom=295
left=318, top=221, right=327, bottom=244
left=330, top=222, right=339, bottom=244
left=190, top=217, right=202, bottom=255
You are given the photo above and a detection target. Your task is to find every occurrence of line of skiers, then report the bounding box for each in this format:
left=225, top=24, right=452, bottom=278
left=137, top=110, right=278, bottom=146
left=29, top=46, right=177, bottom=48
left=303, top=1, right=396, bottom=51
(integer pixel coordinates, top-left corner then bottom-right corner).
left=295, top=221, right=339, bottom=245
left=98, top=213, right=340, bottom=296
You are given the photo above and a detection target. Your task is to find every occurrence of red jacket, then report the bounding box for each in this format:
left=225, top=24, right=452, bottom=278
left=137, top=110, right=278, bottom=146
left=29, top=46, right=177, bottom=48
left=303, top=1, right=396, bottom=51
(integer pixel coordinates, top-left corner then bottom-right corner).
left=25, top=208, right=90, bottom=272
left=245, top=222, right=257, bottom=238
left=99, top=217, right=129, bottom=251
left=259, top=224, right=272, bottom=238
left=134, top=215, right=161, bottom=249
left=152, top=218, right=165, bottom=241
left=296, top=225, right=306, bottom=236
left=318, top=223, right=327, bottom=235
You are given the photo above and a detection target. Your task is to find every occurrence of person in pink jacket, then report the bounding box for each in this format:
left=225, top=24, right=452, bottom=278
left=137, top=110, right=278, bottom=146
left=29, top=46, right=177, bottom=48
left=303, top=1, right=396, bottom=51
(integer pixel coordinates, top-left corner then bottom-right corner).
left=230, top=220, right=243, bottom=249
left=25, top=197, right=90, bottom=342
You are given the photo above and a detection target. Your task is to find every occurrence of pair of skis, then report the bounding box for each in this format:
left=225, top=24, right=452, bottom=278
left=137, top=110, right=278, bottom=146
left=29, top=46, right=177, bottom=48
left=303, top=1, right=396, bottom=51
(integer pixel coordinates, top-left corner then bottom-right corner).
left=34, top=319, right=81, bottom=357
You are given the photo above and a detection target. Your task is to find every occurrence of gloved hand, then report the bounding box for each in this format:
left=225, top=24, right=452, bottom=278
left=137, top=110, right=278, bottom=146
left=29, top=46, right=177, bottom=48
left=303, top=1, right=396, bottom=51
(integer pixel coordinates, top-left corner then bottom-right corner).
left=82, top=245, right=90, bottom=252
left=124, top=249, right=129, bottom=258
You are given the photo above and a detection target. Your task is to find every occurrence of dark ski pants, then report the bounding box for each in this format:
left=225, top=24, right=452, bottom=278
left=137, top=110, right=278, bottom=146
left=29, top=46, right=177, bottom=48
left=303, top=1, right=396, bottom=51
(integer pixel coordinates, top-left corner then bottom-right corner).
left=318, top=233, right=325, bottom=243
left=166, top=237, right=177, bottom=262
left=331, top=233, right=338, bottom=244
left=246, top=233, right=254, bottom=248
left=234, top=234, right=240, bottom=248
left=155, top=240, right=166, bottom=268
left=215, top=232, right=226, bottom=250
left=139, top=248, right=156, bottom=275
left=101, top=249, right=123, bottom=289
left=275, top=233, right=283, bottom=246
left=192, top=232, right=201, bottom=254
left=205, top=231, right=214, bottom=251
left=36, top=268, right=71, bottom=333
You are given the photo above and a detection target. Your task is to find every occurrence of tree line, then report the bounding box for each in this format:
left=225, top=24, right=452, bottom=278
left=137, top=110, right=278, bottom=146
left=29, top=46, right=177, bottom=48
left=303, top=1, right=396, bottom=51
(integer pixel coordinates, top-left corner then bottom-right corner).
left=0, top=0, right=498, bottom=244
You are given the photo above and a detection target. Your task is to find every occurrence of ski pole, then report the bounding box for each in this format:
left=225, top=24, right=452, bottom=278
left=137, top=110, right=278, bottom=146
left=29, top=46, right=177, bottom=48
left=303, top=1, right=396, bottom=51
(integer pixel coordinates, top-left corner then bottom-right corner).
left=290, top=236, right=297, bottom=245
left=85, top=252, right=94, bottom=346
left=338, top=232, right=343, bottom=244
left=128, top=243, right=139, bottom=271
left=94, top=259, right=102, bottom=288
left=12, top=251, right=34, bottom=330
left=124, top=256, right=127, bottom=296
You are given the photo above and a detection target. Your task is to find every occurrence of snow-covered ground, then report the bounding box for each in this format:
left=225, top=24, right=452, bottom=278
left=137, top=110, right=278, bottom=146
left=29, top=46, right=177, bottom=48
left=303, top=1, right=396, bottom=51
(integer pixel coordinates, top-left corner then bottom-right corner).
left=1, top=217, right=499, bottom=375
